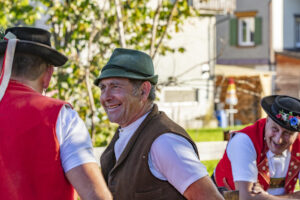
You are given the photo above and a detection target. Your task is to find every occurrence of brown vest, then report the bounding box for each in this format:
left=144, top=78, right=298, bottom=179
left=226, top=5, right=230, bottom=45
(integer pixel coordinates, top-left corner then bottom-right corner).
left=101, top=104, right=199, bottom=200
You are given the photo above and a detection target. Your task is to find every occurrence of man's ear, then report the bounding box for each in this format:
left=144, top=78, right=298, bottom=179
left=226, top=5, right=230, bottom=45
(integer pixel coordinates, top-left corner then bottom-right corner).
left=42, top=65, right=54, bottom=89
left=140, top=81, right=151, bottom=101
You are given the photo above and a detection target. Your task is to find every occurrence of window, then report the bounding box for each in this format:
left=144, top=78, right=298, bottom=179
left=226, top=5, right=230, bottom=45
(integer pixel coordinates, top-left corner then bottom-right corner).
left=238, top=17, right=255, bottom=46
left=229, top=11, right=262, bottom=47
left=295, top=16, right=300, bottom=48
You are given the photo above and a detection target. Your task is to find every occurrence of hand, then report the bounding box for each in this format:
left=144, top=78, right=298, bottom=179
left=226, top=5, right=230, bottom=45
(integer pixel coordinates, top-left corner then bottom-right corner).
left=251, top=182, right=267, bottom=195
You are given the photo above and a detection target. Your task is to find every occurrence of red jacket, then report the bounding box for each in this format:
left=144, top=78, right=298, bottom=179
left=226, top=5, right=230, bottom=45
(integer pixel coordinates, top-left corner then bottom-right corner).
left=215, top=118, right=300, bottom=193
left=0, top=81, right=76, bottom=199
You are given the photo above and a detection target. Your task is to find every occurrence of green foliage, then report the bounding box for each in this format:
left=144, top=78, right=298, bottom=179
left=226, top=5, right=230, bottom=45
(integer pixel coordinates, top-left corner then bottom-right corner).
left=0, top=27, right=4, bottom=40
left=3, top=0, right=199, bottom=146
left=202, top=159, right=219, bottom=176
left=0, top=0, right=39, bottom=28
left=187, top=125, right=248, bottom=142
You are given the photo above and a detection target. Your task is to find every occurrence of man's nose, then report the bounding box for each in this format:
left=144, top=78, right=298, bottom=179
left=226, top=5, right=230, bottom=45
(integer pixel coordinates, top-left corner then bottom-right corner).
left=273, top=132, right=283, bottom=144
left=101, top=89, right=111, bottom=101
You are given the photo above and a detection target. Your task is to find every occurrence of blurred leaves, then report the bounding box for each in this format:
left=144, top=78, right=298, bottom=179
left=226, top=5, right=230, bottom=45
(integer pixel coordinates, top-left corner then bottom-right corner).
left=2, top=0, right=198, bottom=146
left=0, top=0, right=40, bottom=28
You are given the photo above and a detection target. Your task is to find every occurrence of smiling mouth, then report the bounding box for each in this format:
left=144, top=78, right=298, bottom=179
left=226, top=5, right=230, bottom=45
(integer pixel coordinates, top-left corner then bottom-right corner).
left=107, top=104, right=120, bottom=110
left=272, top=141, right=283, bottom=148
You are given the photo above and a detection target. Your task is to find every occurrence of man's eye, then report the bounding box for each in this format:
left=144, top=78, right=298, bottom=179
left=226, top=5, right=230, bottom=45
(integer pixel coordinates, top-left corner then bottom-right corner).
left=283, top=132, right=290, bottom=137
left=100, top=86, right=105, bottom=91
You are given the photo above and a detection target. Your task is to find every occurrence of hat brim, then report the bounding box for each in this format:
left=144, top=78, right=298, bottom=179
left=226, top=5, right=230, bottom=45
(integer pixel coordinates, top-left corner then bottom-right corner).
left=94, top=67, right=158, bottom=86
left=261, top=95, right=297, bottom=132
left=0, top=40, right=67, bottom=66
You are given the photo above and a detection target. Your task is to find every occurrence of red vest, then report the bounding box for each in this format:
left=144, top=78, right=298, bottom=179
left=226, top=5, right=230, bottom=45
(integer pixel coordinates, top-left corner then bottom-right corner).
left=0, top=81, right=76, bottom=199
left=215, top=118, right=300, bottom=194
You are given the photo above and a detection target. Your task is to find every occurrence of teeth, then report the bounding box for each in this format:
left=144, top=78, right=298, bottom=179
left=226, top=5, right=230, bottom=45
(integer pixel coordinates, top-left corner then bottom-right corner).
left=108, top=105, right=118, bottom=109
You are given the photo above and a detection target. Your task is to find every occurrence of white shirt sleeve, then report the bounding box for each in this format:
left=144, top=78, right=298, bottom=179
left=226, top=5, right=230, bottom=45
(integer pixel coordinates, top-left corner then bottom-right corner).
left=227, top=132, right=258, bottom=182
left=148, top=133, right=208, bottom=194
left=56, top=105, right=97, bottom=172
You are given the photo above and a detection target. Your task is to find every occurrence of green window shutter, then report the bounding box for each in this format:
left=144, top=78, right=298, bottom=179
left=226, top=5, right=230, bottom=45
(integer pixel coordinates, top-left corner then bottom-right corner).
left=254, top=17, right=262, bottom=45
left=229, top=18, right=238, bottom=46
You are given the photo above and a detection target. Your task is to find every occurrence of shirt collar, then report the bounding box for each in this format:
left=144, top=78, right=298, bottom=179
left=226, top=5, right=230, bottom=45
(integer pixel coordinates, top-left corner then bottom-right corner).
left=267, top=149, right=288, bottom=158
left=119, top=111, right=150, bottom=136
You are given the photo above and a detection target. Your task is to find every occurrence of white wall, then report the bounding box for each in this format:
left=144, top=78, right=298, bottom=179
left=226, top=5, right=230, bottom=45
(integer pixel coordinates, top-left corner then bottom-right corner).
left=272, top=0, right=284, bottom=51
left=153, top=16, right=216, bottom=128
left=154, top=17, right=215, bottom=85
left=272, top=0, right=300, bottom=50
left=283, top=0, right=300, bottom=49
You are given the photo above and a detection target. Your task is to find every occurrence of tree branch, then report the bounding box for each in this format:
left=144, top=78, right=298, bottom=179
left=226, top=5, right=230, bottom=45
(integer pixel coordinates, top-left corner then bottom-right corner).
left=152, top=0, right=179, bottom=59
left=114, top=0, right=126, bottom=48
left=150, top=0, right=162, bottom=57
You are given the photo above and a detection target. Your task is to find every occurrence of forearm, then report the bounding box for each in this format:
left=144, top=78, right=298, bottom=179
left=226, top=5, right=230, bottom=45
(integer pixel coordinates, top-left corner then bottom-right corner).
left=278, top=191, right=300, bottom=199
left=66, top=163, right=112, bottom=200
left=237, top=181, right=295, bottom=200
left=240, top=192, right=293, bottom=200
left=184, top=176, right=224, bottom=200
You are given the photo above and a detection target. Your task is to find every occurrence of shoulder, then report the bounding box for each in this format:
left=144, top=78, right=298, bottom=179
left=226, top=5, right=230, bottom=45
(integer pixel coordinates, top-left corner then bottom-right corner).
left=227, top=132, right=257, bottom=160
left=150, top=133, right=197, bottom=162
left=228, top=133, right=255, bottom=151
left=152, top=133, right=194, bottom=151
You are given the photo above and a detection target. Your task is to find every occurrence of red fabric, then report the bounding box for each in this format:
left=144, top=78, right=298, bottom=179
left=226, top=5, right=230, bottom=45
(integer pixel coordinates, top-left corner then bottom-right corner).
left=0, top=81, right=76, bottom=200
left=215, top=118, right=300, bottom=193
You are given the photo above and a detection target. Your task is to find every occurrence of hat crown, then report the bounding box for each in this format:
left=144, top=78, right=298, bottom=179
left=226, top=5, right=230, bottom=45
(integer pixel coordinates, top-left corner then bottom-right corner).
left=274, top=96, right=300, bottom=115
left=103, top=48, right=154, bottom=76
left=94, top=48, right=158, bottom=86
left=0, top=26, right=67, bottom=66
left=262, top=95, right=300, bottom=132
left=6, top=27, right=51, bottom=47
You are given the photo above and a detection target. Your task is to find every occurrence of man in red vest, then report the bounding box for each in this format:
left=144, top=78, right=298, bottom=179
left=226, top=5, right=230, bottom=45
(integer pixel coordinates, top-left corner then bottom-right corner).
left=0, top=27, right=112, bottom=200
left=214, top=95, right=300, bottom=199
left=94, top=48, right=224, bottom=199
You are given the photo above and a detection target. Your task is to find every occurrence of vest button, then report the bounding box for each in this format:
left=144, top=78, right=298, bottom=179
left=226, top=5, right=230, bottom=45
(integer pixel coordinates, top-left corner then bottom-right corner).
left=288, top=172, right=292, bottom=176
left=297, top=153, right=300, bottom=157
left=291, top=161, right=294, bottom=166
left=262, top=166, right=266, bottom=170
left=294, top=165, right=298, bottom=169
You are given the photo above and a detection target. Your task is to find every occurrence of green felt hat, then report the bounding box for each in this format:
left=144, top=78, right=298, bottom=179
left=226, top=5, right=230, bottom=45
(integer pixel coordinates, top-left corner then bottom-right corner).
left=94, top=48, right=158, bottom=85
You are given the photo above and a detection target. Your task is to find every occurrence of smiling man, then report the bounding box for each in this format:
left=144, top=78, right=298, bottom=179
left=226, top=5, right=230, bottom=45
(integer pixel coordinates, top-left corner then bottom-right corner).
left=95, top=48, right=224, bottom=200
left=214, top=95, right=300, bottom=199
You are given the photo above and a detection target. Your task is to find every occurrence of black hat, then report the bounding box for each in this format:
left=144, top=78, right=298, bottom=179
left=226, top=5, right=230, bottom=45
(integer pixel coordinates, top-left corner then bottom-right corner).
left=261, top=95, right=300, bottom=132
left=0, top=27, right=67, bottom=66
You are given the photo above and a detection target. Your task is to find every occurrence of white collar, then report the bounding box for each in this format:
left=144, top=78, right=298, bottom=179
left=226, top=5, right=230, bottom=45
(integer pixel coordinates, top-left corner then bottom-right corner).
left=119, top=111, right=150, bottom=136
left=267, top=149, right=288, bottom=158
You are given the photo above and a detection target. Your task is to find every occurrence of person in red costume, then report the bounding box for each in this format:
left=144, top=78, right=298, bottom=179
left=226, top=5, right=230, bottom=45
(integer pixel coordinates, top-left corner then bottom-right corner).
left=0, top=27, right=112, bottom=200
left=214, top=95, right=300, bottom=199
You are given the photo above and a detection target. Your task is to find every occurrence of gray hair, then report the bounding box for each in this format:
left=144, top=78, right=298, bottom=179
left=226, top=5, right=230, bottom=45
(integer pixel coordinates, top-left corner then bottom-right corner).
left=129, top=79, right=156, bottom=102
